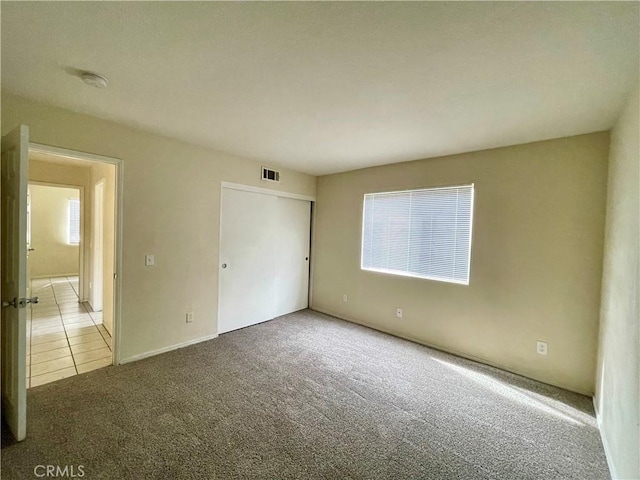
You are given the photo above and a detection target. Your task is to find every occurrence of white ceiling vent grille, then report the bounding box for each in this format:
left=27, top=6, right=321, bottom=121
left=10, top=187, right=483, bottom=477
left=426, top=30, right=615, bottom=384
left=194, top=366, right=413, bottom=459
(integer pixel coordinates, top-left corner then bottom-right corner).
left=261, top=166, right=280, bottom=183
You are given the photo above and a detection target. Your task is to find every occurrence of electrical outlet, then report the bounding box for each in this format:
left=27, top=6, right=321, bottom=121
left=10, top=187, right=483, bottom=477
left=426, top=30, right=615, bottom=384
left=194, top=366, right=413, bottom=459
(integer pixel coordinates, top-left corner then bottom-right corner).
left=396, top=307, right=403, bottom=318
left=536, top=341, right=548, bottom=355
left=145, top=254, right=155, bottom=266
left=343, top=294, right=348, bottom=303
left=186, top=312, right=194, bottom=323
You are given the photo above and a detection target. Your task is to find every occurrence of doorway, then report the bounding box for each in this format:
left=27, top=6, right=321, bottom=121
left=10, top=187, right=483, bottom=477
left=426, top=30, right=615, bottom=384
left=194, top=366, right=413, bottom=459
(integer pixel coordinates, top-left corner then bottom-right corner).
left=25, top=147, right=119, bottom=388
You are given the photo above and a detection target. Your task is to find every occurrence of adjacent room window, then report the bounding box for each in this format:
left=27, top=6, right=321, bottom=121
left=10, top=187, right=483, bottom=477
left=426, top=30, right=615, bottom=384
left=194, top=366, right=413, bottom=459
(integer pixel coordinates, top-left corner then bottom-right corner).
left=361, top=184, right=474, bottom=285
left=68, top=198, right=80, bottom=245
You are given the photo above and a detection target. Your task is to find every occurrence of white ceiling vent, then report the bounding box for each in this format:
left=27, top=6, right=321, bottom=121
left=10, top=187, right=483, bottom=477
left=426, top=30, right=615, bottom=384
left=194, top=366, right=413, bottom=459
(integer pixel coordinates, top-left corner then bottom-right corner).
left=261, top=166, right=280, bottom=183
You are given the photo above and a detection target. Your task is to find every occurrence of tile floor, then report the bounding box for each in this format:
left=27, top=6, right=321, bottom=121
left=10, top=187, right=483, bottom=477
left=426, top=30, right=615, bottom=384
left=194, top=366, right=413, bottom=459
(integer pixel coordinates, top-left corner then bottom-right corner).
left=27, top=276, right=112, bottom=388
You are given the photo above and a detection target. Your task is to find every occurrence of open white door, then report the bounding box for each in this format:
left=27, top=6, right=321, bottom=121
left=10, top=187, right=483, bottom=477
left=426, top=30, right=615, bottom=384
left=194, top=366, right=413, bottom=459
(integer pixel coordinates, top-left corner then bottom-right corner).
left=1, top=125, right=31, bottom=441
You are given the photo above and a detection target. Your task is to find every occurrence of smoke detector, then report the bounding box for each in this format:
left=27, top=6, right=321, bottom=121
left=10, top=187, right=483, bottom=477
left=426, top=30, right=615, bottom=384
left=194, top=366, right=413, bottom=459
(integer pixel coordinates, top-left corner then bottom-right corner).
left=80, top=71, right=108, bottom=89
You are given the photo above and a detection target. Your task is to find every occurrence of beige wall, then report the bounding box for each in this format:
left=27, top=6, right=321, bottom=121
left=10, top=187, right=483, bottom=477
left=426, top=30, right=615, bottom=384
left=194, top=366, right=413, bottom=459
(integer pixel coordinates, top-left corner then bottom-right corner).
left=28, top=184, right=80, bottom=277
left=595, top=84, right=639, bottom=479
left=89, top=162, right=116, bottom=335
left=312, top=132, right=609, bottom=395
left=2, top=93, right=316, bottom=362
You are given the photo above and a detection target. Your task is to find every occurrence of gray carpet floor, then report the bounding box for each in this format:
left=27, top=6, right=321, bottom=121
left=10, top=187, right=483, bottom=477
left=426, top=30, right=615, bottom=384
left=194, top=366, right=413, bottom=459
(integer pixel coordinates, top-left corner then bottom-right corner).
left=1, top=309, right=609, bottom=479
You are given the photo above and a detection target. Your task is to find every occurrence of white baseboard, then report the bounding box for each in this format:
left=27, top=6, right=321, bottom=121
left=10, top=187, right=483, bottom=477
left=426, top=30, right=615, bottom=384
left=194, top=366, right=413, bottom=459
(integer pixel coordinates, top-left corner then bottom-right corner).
left=593, top=397, right=619, bottom=480
left=118, top=333, right=218, bottom=365
left=310, top=306, right=594, bottom=396
left=31, top=273, right=79, bottom=279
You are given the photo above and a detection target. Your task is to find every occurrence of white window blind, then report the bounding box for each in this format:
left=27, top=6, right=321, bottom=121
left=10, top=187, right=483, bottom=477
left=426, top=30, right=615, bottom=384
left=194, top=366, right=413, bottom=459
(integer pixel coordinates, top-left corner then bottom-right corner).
left=68, top=198, right=80, bottom=245
left=361, top=184, right=474, bottom=285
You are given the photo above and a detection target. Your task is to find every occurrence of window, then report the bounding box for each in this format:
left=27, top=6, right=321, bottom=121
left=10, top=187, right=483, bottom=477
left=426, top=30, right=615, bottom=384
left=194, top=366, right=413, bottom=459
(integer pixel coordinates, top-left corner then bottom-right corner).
left=68, top=198, right=80, bottom=245
left=361, top=184, right=474, bottom=285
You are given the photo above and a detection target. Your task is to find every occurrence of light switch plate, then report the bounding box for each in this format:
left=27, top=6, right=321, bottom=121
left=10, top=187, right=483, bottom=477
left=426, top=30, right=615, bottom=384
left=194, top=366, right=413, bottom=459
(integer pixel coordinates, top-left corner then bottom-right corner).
left=145, top=254, right=155, bottom=266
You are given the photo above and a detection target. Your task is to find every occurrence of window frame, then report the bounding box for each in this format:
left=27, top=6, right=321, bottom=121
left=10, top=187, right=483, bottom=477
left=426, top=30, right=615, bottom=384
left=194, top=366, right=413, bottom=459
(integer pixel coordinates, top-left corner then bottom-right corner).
left=360, top=183, right=475, bottom=285
left=68, top=197, right=81, bottom=245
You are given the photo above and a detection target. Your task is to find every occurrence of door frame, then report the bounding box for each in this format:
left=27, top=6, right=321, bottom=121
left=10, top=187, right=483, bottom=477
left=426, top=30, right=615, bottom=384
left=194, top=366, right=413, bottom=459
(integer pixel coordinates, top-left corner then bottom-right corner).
left=28, top=143, right=124, bottom=364
left=90, top=179, right=104, bottom=312
left=217, top=182, right=315, bottom=335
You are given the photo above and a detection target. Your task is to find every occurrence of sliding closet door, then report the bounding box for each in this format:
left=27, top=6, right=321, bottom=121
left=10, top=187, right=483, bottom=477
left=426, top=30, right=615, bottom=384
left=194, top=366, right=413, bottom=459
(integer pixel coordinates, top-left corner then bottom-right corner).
left=273, top=197, right=311, bottom=317
left=218, top=187, right=311, bottom=335
left=218, top=188, right=278, bottom=334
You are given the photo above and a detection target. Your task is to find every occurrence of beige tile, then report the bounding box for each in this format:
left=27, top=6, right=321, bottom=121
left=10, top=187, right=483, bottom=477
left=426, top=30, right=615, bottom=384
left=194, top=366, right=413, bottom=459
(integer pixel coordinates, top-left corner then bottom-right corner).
left=64, top=321, right=95, bottom=330
left=31, top=332, right=67, bottom=345
left=31, top=347, right=72, bottom=365
left=31, top=302, right=58, bottom=312
left=63, top=315, right=93, bottom=324
left=100, top=332, right=113, bottom=348
left=31, top=325, right=66, bottom=335
left=31, top=321, right=64, bottom=331
left=63, top=316, right=93, bottom=325
left=34, top=304, right=57, bottom=310
left=30, top=366, right=77, bottom=387
left=59, top=307, right=87, bottom=315
left=32, top=320, right=64, bottom=329
left=31, top=316, right=63, bottom=325
left=31, top=356, right=75, bottom=376
left=74, top=347, right=111, bottom=365
left=101, top=328, right=110, bottom=338
left=57, top=296, right=80, bottom=302
left=32, top=303, right=59, bottom=311
left=66, top=325, right=99, bottom=338
left=32, top=301, right=59, bottom=308
left=31, top=315, right=61, bottom=323
left=31, top=307, right=56, bottom=313
left=68, top=332, right=103, bottom=345
left=76, top=357, right=111, bottom=374
left=31, top=318, right=61, bottom=326
left=57, top=292, right=78, bottom=296
left=57, top=300, right=80, bottom=307
left=62, top=310, right=90, bottom=317
left=31, top=319, right=64, bottom=329
left=31, top=311, right=61, bottom=320
left=71, top=339, right=108, bottom=355
left=31, top=338, right=69, bottom=354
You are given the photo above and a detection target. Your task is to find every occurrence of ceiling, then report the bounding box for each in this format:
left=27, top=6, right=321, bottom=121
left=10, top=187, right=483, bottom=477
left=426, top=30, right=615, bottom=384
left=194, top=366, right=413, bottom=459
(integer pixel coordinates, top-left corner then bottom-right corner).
left=2, top=2, right=638, bottom=176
